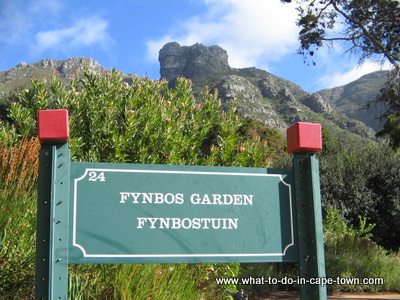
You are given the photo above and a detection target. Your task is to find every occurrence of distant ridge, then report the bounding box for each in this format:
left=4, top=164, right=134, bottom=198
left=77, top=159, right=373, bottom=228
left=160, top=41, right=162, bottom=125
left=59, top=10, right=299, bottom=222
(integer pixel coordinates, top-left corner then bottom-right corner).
left=317, top=71, right=388, bottom=131
left=0, top=57, right=106, bottom=96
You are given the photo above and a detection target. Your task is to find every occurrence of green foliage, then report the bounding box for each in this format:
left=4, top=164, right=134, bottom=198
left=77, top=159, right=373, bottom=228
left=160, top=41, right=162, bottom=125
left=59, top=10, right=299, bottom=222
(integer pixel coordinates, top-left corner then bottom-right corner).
left=372, top=67, right=400, bottom=150
left=0, top=138, right=39, bottom=299
left=8, top=69, right=278, bottom=167
left=325, top=235, right=400, bottom=293
left=284, top=0, right=400, bottom=67
left=237, top=262, right=298, bottom=294
left=318, top=134, right=400, bottom=250
left=113, top=264, right=198, bottom=300
left=324, top=207, right=400, bottom=293
left=377, top=113, right=400, bottom=150
left=0, top=137, right=39, bottom=242
left=0, top=120, right=18, bottom=144
left=323, top=206, right=375, bottom=245
left=237, top=207, right=400, bottom=295
left=236, top=263, right=276, bottom=293
left=1, top=68, right=283, bottom=299
left=205, top=263, right=240, bottom=297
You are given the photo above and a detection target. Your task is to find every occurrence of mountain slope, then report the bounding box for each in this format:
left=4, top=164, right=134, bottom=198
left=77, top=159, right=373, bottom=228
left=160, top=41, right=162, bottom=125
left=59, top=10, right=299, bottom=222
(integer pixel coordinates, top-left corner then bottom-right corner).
left=316, top=71, right=388, bottom=131
left=0, top=57, right=106, bottom=95
left=158, top=43, right=378, bottom=145
left=189, top=70, right=376, bottom=146
left=0, top=44, right=386, bottom=147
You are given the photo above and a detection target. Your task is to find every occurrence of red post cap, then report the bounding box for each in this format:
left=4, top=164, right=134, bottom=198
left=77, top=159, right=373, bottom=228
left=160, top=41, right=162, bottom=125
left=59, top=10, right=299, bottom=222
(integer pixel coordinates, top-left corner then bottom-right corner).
left=38, top=109, right=70, bottom=142
left=287, top=122, right=322, bottom=153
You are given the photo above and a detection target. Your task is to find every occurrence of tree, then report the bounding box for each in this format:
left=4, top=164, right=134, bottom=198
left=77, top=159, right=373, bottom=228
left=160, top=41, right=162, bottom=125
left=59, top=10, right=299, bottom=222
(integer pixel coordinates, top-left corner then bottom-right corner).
left=375, top=76, right=400, bottom=149
left=318, top=137, right=400, bottom=250
left=282, top=0, right=400, bottom=148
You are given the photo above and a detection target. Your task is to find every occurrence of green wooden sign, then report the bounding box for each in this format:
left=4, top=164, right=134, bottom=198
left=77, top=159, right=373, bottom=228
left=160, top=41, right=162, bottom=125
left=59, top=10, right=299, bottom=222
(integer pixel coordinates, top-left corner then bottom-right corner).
left=35, top=110, right=327, bottom=299
left=69, top=162, right=297, bottom=264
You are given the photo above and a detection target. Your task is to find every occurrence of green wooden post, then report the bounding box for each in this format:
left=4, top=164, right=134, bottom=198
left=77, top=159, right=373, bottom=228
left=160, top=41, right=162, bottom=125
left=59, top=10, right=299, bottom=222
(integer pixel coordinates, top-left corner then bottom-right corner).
left=294, top=152, right=327, bottom=299
left=35, top=144, right=52, bottom=299
left=35, top=110, right=70, bottom=299
left=287, top=122, right=327, bottom=300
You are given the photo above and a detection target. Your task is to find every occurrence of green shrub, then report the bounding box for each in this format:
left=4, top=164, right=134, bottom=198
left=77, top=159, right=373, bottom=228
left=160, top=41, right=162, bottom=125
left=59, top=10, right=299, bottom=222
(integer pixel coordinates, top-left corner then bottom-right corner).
left=324, top=207, right=400, bottom=293
left=318, top=134, right=400, bottom=250
left=8, top=70, right=280, bottom=166
left=235, top=207, right=400, bottom=295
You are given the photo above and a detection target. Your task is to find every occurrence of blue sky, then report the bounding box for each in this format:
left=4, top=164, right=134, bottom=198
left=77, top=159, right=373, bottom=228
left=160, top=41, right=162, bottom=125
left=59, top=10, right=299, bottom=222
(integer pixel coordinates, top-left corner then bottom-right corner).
left=0, top=0, right=390, bottom=92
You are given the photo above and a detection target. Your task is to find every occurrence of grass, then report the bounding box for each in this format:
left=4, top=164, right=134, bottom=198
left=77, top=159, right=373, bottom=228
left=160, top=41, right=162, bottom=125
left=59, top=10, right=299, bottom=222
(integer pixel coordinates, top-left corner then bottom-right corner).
left=236, top=207, right=400, bottom=296
left=0, top=137, right=39, bottom=299
left=324, top=208, right=400, bottom=293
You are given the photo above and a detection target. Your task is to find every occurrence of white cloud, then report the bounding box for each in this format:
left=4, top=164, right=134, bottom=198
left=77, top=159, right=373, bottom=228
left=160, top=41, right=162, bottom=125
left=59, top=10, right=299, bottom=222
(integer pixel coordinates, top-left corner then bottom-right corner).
left=34, top=16, right=113, bottom=54
left=0, top=0, right=64, bottom=44
left=28, top=0, right=63, bottom=15
left=318, top=61, right=391, bottom=89
left=146, top=0, right=299, bottom=69
left=0, top=0, right=112, bottom=57
left=146, top=35, right=175, bottom=63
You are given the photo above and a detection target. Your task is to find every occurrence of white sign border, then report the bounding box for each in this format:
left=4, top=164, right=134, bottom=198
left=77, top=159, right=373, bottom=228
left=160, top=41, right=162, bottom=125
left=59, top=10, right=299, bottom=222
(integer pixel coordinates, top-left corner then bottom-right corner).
left=72, top=168, right=295, bottom=259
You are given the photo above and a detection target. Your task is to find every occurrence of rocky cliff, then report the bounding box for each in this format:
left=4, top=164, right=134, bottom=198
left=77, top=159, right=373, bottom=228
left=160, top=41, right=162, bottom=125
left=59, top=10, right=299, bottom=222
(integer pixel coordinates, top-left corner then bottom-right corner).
left=0, top=57, right=106, bottom=95
left=317, top=71, right=388, bottom=131
left=159, top=42, right=377, bottom=143
left=159, top=42, right=230, bottom=79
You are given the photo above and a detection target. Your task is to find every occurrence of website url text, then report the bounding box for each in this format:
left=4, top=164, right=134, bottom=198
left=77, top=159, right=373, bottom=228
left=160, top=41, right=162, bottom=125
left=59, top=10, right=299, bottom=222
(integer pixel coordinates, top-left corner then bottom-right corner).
left=216, top=276, right=384, bottom=287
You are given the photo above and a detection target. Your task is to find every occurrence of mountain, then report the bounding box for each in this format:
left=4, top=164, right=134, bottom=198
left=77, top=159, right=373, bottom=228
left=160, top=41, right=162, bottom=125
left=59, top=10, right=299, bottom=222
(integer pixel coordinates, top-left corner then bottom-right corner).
left=0, top=57, right=106, bottom=95
left=0, top=43, right=387, bottom=147
left=159, top=42, right=380, bottom=145
left=317, top=71, right=388, bottom=131
left=158, top=42, right=230, bottom=79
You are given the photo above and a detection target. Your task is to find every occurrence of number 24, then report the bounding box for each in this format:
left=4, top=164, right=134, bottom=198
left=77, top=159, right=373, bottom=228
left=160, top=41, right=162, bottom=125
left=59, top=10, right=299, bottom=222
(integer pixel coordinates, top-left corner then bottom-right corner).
left=88, top=171, right=106, bottom=182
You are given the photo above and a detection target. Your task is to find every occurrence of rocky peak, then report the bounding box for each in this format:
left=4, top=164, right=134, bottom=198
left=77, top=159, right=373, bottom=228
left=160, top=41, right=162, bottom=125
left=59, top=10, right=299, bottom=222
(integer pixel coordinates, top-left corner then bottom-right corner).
left=56, top=57, right=104, bottom=74
left=217, top=75, right=287, bottom=129
left=2, top=57, right=106, bottom=83
left=159, top=42, right=230, bottom=80
left=38, top=58, right=58, bottom=69
left=302, top=93, right=334, bottom=114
